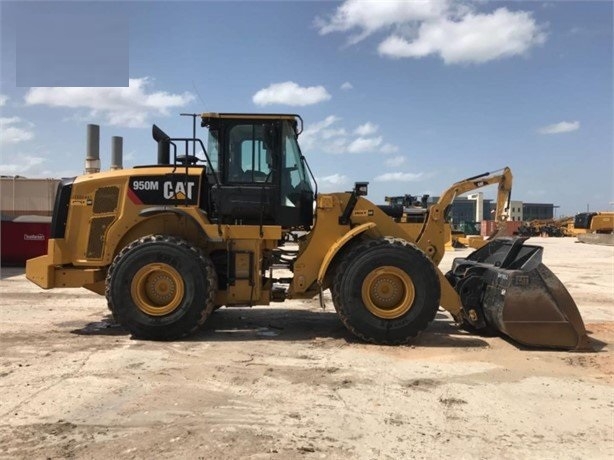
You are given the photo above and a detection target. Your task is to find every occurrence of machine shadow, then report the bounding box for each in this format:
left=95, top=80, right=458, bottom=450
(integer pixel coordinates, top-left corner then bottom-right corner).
left=71, top=315, right=129, bottom=336
left=70, top=308, right=489, bottom=347
left=191, top=307, right=489, bottom=348
left=0, top=266, right=26, bottom=280
left=70, top=308, right=490, bottom=348
left=498, top=332, right=608, bottom=353
left=68, top=309, right=606, bottom=352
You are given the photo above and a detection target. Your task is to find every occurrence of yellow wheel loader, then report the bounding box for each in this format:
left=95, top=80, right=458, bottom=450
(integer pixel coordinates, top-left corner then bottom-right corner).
left=26, top=113, right=590, bottom=350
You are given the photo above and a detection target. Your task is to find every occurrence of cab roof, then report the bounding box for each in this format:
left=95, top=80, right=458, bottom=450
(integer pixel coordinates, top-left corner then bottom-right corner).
left=200, top=113, right=303, bottom=134
left=201, top=112, right=300, bottom=121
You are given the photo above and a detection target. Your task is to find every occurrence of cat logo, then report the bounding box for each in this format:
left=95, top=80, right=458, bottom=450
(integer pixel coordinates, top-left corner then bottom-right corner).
left=128, top=175, right=199, bottom=205
left=163, top=181, right=195, bottom=200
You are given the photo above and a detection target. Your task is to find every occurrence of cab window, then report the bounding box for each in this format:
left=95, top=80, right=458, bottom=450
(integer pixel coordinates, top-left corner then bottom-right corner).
left=206, top=128, right=220, bottom=175
left=227, top=124, right=272, bottom=183
left=281, top=121, right=312, bottom=206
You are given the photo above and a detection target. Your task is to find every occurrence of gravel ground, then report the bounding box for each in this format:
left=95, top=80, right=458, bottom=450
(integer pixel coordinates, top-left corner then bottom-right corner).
left=1, top=237, right=612, bottom=459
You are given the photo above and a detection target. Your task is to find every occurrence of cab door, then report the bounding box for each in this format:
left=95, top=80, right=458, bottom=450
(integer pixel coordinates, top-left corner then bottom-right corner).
left=278, top=121, right=314, bottom=228
left=211, top=122, right=279, bottom=224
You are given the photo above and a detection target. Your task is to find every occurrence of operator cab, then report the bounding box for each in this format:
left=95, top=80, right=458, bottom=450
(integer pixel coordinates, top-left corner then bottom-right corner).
left=201, top=113, right=315, bottom=229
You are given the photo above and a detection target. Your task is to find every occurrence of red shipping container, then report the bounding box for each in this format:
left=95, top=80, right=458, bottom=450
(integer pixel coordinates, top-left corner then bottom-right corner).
left=481, top=220, right=497, bottom=236
left=506, top=220, right=522, bottom=236
left=480, top=220, right=522, bottom=237
left=1, top=218, right=51, bottom=266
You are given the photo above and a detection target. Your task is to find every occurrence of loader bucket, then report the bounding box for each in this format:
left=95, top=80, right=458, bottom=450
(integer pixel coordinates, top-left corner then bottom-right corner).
left=447, top=237, right=591, bottom=350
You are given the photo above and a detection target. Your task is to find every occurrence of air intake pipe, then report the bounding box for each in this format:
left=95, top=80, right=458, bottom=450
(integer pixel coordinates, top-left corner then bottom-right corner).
left=110, top=136, right=123, bottom=170
left=85, top=124, right=101, bottom=174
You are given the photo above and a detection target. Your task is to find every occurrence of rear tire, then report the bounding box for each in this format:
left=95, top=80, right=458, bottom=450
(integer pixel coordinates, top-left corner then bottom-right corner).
left=332, top=237, right=440, bottom=345
left=105, top=235, right=216, bottom=340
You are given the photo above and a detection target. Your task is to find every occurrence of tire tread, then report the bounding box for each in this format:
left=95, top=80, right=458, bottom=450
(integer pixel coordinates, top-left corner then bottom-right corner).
left=331, top=237, right=440, bottom=345
left=105, top=234, right=216, bottom=340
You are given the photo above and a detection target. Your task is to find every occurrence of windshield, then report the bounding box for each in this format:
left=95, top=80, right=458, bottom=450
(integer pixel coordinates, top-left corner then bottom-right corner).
left=281, top=121, right=313, bottom=206
left=206, top=128, right=220, bottom=173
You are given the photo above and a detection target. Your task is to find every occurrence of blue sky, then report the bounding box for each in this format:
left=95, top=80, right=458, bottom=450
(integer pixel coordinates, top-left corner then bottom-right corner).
left=0, top=0, right=612, bottom=216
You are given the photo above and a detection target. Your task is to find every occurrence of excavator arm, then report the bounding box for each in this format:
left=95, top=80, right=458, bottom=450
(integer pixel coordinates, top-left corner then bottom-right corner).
left=436, top=167, right=512, bottom=226
left=416, top=167, right=513, bottom=264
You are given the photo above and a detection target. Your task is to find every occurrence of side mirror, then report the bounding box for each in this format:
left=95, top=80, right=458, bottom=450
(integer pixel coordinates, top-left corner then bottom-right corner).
left=354, top=182, right=369, bottom=196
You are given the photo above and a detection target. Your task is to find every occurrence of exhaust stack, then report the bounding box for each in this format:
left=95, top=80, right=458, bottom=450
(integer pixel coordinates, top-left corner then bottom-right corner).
left=152, top=124, right=170, bottom=165
left=110, top=136, right=123, bottom=170
left=85, top=124, right=101, bottom=174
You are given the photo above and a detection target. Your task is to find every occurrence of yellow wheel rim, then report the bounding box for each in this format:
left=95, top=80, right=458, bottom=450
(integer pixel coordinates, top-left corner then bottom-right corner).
left=131, top=263, right=184, bottom=316
left=361, top=266, right=415, bottom=319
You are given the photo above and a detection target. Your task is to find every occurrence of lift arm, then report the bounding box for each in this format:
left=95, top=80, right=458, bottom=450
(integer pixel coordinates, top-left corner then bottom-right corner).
left=416, top=167, right=513, bottom=263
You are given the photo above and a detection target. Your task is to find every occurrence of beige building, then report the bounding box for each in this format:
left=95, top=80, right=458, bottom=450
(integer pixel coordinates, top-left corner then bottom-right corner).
left=1, top=177, right=59, bottom=218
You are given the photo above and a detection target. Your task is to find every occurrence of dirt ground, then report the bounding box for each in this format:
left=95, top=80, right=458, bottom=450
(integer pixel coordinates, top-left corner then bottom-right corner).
left=1, top=237, right=612, bottom=459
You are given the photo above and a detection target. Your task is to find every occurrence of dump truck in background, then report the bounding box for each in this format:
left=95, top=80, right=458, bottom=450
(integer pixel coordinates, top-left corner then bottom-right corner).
left=574, top=212, right=614, bottom=246
left=26, top=113, right=590, bottom=350
left=573, top=212, right=614, bottom=234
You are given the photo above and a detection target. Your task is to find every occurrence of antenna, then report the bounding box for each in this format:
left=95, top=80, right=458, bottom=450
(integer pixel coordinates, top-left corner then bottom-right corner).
left=191, top=80, right=207, bottom=108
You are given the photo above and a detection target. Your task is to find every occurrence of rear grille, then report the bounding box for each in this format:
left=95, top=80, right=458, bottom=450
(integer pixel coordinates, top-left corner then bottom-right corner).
left=93, top=186, right=119, bottom=214
left=86, top=216, right=115, bottom=259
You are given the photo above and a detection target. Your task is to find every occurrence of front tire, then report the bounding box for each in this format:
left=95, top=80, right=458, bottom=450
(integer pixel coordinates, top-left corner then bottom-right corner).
left=332, top=237, right=440, bottom=345
left=106, top=235, right=216, bottom=340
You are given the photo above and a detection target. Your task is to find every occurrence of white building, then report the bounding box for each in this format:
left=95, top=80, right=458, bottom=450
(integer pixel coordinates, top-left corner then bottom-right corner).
left=509, top=200, right=523, bottom=222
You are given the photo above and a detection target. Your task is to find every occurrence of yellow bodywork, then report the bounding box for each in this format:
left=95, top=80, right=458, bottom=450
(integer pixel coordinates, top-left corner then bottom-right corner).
left=25, top=167, right=281, bottom=306
left=587, top=212, right=613, bottom=233
left=26, top=164, right=514, bottom=321
left=286, top=192, right=463, bottom=315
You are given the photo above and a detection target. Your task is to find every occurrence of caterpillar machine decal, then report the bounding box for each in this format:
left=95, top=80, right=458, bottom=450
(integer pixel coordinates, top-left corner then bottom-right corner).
left=26, top=113, right=590, bottom=350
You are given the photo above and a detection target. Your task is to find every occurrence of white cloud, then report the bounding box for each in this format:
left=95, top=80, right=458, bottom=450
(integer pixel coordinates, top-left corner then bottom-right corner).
left=320, top=173, right=349, bottom=185
left=300, top=115, right=343, bottom=152
left=315, top=0, right=448, bottom=44
left=24, top=77, right=194, bottom=128
left=252, top=81, right=331, bottom=107
left=318, top=173, right=350, bottom=192
left=0, top=155, right=47, bottom=176
left=538, top=120, right=580, bottom=134
left=347, top=136, right=382, bottom=153
left=0, top=94, right=8, bottom=106
left=380, top=143, right=399, bottom=154
left=0, top=154, right=79, bottom=178
left=308, top=115, right=341, bottom=132
left=0, top=116, right=21, bottom=124
left=340, top=82, right=354, bottom=91
left=0, top=126, right=33, bottom=144
left=378, top=8, right=546, bottom=64
left=374, top=171, right=423, bottom=182
left=300, top=116, right=394, bottom=155
left=384, top=155, right=406, bottom=167
left=317, top=2, right=546, bottom=65
left=0, top=117, right=34, bottom=145
left=321, top=128, right=347, bottom=140
left=354, top=122, right=379, bottom=136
